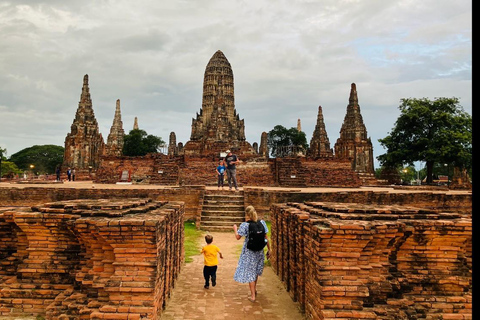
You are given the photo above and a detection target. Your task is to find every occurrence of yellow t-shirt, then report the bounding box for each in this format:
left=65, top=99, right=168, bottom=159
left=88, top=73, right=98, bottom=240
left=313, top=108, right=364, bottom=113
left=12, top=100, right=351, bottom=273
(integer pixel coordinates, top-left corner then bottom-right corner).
left=201, top=244, right=221, bottom=266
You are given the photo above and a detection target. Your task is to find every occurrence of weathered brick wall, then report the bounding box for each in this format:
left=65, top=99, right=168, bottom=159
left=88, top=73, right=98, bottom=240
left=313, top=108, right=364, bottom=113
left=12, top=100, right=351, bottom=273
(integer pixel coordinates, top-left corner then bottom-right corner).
left=270, top=202, right=472, bottom=320
left=178, top=159, right=275, bottom=186
left=273, top=158, right=361, bottom=187
left=95, top=155, right=178, bottom=184
left=94, top=155, right=365, bottom=187
left=0, top=199, right=184, bottom=320
left=0, top=186, right=204, bottom=221
left=0, top=186, right=471, bottom=222
left=243, top=188, right=472, bottom=219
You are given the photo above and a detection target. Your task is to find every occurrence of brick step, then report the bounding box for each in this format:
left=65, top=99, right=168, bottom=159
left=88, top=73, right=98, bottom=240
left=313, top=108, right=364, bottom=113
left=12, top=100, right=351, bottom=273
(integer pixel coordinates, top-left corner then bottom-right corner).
left=201, top=210, right=245, bottom=217
left=203, top=198, right=245, bottom=204
left=204, top=194, right=244, bottom=199
left=200, top=225, right=235, bottom=232
left=201, top=205, right=244, bottom=212
left=200, top=216, right=245, bottom=223
left=200, top=190, right=245, bottom=230
left=201, top=220, right=244, bottom=227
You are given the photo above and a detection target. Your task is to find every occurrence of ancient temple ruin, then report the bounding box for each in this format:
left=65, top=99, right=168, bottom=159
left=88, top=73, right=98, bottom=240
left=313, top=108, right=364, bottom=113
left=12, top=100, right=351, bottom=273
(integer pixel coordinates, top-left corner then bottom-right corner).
left=63, top=74, right=105, bottom=170
left=105, top=99, right=125, bottom=157
left=308, top=106, right=334, bottom=158
left=182, top=50, right=256, bottom=157
left=334, top=83, right=375, bottom=174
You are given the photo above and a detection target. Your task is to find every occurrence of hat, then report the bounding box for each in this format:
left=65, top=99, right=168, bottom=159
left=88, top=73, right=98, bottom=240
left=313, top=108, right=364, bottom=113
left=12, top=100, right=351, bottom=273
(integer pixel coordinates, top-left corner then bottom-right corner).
left=225, top=150, right=231, bottom=153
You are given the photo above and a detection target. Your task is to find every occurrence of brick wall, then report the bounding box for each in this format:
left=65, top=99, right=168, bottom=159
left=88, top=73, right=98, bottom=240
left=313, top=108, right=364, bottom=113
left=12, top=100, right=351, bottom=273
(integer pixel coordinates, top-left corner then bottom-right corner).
left=270, top=202, right=472, bottom=320
left=94, top=155, right=364, bottom=187
left=0, top=199, right=184, bottom=320
left=0, top=186, right=472, bottom=222
left=0, top=186, right=204, bottom=221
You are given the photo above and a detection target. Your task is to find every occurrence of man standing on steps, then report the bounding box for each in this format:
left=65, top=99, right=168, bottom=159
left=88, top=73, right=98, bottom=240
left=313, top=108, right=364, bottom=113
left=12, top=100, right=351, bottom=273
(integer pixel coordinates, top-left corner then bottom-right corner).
left=225, top=150, right=239, bottom=191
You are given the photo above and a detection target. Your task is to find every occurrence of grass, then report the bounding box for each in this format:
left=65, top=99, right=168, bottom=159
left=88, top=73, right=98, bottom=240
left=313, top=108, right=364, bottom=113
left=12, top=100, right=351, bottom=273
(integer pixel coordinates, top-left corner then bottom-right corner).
left=184, top=221, right=203, bottom=263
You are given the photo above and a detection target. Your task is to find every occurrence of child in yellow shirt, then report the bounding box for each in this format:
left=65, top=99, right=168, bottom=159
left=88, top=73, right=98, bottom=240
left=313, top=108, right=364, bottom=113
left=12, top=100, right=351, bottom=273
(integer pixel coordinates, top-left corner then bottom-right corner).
left=201, top=234, right=223, bottom=289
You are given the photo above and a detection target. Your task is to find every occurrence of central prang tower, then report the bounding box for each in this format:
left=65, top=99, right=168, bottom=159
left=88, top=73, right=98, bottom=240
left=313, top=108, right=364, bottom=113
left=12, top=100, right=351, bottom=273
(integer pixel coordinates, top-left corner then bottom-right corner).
left=183, top=50, right=256, bottom=157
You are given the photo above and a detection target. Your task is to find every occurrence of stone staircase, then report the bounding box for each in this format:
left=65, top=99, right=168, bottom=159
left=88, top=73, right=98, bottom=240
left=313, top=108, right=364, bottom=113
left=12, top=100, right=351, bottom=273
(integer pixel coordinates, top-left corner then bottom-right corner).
left=200, top=190, right=245, bottom=232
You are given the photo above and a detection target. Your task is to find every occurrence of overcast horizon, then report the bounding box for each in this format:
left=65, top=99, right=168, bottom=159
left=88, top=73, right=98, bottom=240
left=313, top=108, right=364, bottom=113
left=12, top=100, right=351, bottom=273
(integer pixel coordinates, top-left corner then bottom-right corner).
left=0, top=1, right=472, bottom=170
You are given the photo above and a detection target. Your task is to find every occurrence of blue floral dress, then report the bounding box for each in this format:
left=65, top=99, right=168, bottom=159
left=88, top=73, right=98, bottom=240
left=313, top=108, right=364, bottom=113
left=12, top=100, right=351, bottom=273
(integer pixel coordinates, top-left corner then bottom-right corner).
left=233, top=220, right=268, bottom=283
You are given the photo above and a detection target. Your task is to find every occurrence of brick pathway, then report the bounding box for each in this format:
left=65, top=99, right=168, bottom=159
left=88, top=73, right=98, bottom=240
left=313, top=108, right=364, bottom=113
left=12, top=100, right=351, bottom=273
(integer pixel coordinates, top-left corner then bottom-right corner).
left=159, top=231, right=305, bottom=320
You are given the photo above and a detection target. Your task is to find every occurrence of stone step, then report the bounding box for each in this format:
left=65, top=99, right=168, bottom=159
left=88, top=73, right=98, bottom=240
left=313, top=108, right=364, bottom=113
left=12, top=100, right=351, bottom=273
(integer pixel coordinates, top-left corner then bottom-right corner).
left=204, top=193, right=244, bottom=199
left=201, top=210, right=245, bottom=217
left=203, top=198, right=244, bottom=204
left=200, top=216, right=245, bottom=223
left=200, top=225, right=235, bottom=232
left=201, top=220, right=244, bottom=227
left=201, top=205, right=244, bottom=212
left=204, top=191, right=244, bottom=196
left=200, top=190, right=245, bottom=230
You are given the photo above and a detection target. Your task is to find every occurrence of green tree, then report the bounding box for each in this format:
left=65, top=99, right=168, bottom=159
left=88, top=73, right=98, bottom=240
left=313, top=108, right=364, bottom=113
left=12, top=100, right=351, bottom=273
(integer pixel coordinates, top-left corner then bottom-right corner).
left=122, top=129, right=165, bottom=156
left=267, top=125, right=308, bottom=157
left=1, top=161, right=22, bottom=178
left=8, top=145, right=65, bottom=174
left=377, top=97, right=472, bottom=184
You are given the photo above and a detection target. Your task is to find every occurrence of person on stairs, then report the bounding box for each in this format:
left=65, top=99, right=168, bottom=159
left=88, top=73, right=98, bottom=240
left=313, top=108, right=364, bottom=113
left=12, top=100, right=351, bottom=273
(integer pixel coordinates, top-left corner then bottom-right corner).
left=216, top=159, right=226, bottom=190
left=225, top=149, right=240, bottom=191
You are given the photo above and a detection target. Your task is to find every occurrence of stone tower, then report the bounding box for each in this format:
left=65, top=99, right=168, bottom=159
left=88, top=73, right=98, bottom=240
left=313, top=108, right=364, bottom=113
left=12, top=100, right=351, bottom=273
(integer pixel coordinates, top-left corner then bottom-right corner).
left=63, top=74, right=105, bottom=170
left=334, top=83, right=374, bottom=174
left=105, top=99, right=125, bottom=157
left=309, top=106, right=333, bottom=158
left=297, top=119, right=302, bottom=132
left=133, top=117, right=139, bottom=130
left=259, top=132, right=269, bottom=158
left=168, top=132, right=177, bottom=156
left=183, top=50, right=256, bottom=157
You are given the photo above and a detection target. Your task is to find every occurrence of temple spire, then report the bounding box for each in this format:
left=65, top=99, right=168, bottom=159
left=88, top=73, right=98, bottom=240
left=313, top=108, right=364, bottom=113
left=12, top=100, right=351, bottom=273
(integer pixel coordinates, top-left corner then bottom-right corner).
left=308, top=106, right=333, bottom=158
left=105, top=99, right=125, bottom=156
left=133, top=117, right=139, bottom=130
left=349, top=82, right=358, bottom=106
left=334, top=83, right=374, bottom=174
left=80, top=74, right=92, bottom=105
left=63, top=74, right=105, bottom=170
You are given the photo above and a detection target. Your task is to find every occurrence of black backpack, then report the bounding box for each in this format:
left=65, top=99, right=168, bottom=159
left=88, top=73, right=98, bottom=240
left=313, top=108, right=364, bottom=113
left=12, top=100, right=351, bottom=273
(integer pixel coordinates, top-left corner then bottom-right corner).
left=246, top=221, right=267, bottom=251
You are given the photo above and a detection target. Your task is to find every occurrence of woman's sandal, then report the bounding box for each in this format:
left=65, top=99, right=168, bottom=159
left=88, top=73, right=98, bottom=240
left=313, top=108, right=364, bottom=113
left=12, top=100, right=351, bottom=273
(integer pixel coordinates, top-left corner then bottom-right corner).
left=248, top=297, right=256, bottom=302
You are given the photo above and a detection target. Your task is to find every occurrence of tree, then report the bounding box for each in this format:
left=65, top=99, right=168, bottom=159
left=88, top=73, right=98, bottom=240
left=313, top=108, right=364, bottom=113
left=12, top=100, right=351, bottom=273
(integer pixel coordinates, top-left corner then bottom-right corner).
left=122, top=129, right=165, bottom=156
left=267, top=125, right=308, bottom=157
left=0, top=146, right=5, bottom=178
left=8, top=145, right=65, bottom=174
left=377, top=97, right=472, bottom=184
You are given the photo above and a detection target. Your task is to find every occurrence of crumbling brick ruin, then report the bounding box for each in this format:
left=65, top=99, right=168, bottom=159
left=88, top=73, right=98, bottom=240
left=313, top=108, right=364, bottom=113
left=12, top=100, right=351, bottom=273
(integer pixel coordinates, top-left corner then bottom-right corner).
left=308, top=106, right=334, bottom=159
left=63, top=75, right=106, bottom=180
left=105, top=99, right=125, bottom=157
left=270, top=202, right=472, bottom=320
left=0, top=184, right=472, bottom=319
left=0, top=198, right=184, bottom=319
left=181, top=50, right=257, bottom=157
left=334, top=83, right=375, bottom=177
left=58, top=51, right=393, bottom=187
left=95, top=154, right=362, bottom=187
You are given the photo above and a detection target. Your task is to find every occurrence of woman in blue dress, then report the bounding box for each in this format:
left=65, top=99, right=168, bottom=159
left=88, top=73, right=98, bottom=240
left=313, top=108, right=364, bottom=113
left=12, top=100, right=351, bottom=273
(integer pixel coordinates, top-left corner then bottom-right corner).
left=233, top=205, right=271, bottom=302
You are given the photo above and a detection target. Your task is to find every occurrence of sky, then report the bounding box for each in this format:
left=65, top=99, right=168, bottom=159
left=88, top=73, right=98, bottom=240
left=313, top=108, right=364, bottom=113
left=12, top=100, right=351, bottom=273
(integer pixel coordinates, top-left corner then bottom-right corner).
left=0, top=0, right=472, bottom=170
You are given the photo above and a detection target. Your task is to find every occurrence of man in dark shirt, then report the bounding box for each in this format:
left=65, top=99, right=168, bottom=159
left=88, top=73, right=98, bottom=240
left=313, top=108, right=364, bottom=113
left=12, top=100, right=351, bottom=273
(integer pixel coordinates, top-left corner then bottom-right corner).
left=225, top=150, right=239, bottom=191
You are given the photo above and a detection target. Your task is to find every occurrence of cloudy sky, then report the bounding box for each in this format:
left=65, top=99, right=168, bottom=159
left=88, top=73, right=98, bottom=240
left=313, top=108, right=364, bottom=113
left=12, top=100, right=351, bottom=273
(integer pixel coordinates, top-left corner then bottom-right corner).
left=0, top=0, right=472, bottom=169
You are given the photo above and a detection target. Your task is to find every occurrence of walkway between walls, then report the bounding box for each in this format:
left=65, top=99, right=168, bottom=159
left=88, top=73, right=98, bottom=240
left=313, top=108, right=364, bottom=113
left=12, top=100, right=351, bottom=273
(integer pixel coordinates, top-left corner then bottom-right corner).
left=160, top=231, right=305, bottom=320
